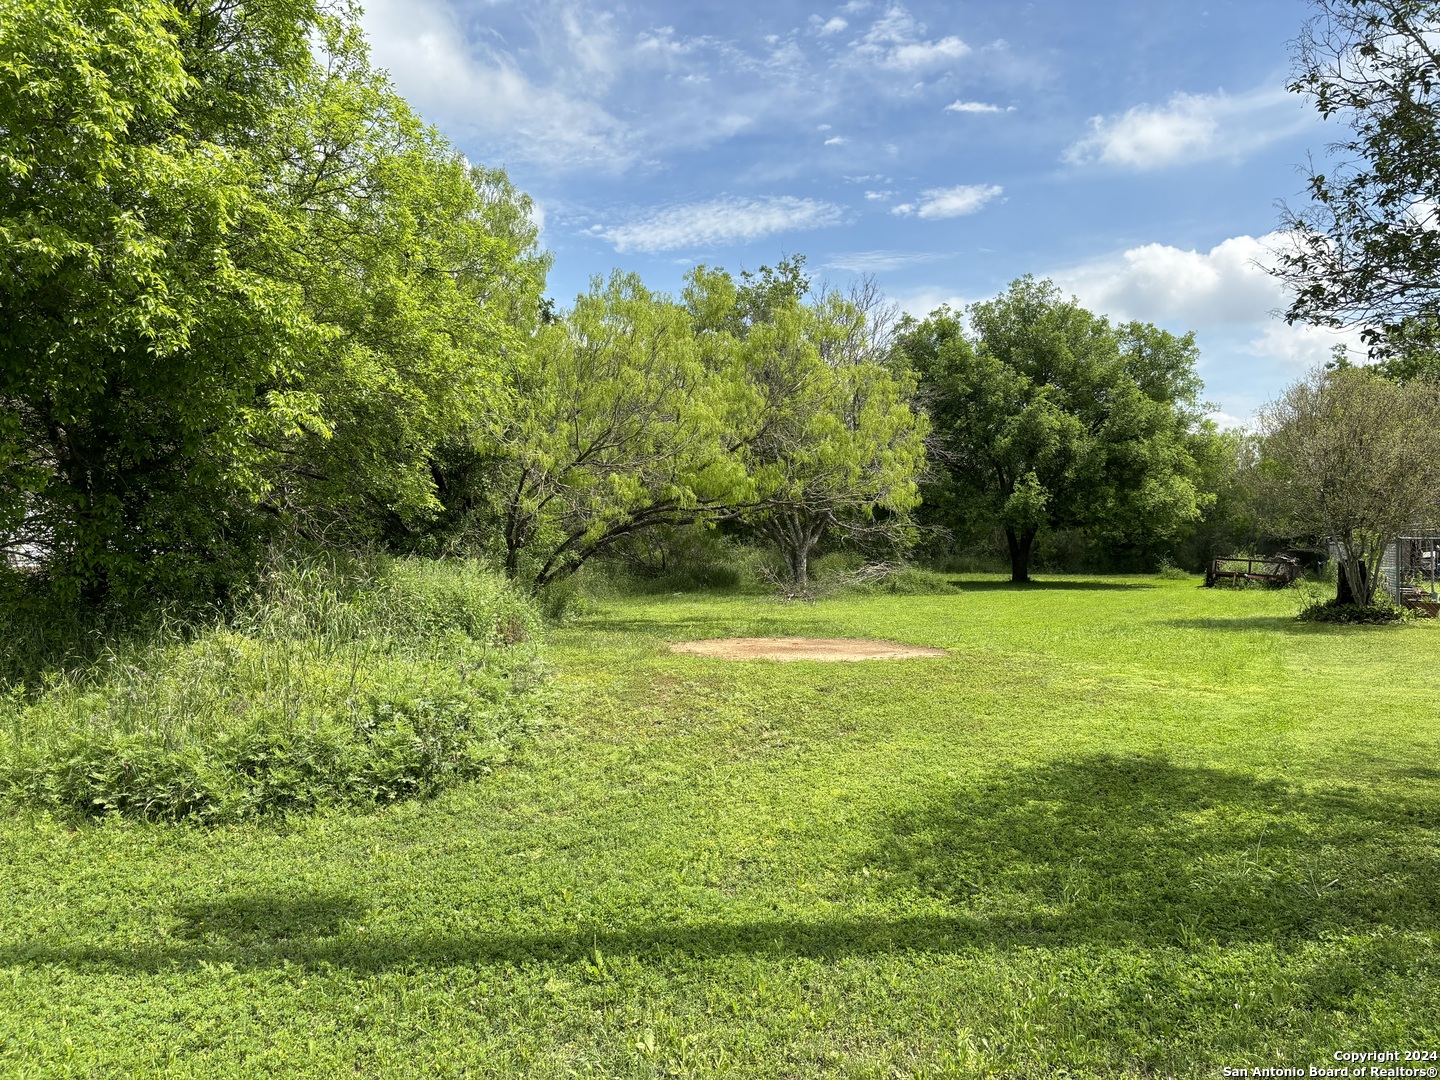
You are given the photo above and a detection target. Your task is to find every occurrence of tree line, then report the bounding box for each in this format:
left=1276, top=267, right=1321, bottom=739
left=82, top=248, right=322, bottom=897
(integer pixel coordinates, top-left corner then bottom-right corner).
left=5, top=0, right=1438, bottom=612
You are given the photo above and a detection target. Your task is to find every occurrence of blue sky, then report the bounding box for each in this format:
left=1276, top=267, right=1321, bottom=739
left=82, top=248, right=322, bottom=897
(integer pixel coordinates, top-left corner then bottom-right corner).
left=358, top=0, right=1358, bottom=423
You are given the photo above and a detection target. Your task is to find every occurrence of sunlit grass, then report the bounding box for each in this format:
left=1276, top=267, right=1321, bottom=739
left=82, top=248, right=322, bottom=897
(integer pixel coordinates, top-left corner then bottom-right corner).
left=0, top=573, right=1436, bottom=1077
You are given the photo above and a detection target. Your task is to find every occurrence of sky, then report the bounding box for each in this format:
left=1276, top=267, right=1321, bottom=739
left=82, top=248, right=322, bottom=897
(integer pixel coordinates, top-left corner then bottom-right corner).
left=357, top=0, right=1362, bottom=425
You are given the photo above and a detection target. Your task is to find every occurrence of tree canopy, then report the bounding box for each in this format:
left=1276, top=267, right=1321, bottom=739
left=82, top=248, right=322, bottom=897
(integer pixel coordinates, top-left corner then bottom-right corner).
left=1259, top=365, right=1440, bottom=606
left=900, top=277, right=1217, bottom=582
left=0, top=0, right=545, bottom=602
left=1277, top=0, right=1440, bottom=361
left=707, top=261, right=928, bottom=585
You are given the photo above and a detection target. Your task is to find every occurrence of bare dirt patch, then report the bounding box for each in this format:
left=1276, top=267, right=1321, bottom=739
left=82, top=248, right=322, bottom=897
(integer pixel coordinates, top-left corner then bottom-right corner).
left=667, top=637, right=947, bottom=662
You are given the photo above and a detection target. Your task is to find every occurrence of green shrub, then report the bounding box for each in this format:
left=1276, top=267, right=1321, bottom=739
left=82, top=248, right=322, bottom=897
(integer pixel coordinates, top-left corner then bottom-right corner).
left=0, top=557, right=549, bottom=823
left=537, top=576, right=594, bottom=624
left=1155, top=557, right=1191, bottom=581
left=1296, top=597, right=1407, bottom=624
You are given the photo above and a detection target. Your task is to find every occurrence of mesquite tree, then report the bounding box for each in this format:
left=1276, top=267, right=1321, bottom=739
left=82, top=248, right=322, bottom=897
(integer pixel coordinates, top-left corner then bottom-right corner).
left=1259, top=365, right=1440, bottom=606
left=480, top=272, right=752, bottom=587
left=739, top=296, right=928, bottom=586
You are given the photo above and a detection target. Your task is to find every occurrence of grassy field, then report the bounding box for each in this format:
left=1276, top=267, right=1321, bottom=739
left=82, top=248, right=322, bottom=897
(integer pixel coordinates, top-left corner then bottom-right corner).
left=1, top=574, right=1437, bottom=1078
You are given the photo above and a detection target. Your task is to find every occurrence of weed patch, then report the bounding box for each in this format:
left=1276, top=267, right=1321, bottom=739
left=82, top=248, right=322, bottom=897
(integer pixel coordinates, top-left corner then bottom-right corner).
left=0, top=558, right=549, bottom=822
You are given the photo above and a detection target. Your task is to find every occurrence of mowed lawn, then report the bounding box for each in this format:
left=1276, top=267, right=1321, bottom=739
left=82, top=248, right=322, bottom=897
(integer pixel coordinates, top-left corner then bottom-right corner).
left=2, top=577, right=1438, bottom=1078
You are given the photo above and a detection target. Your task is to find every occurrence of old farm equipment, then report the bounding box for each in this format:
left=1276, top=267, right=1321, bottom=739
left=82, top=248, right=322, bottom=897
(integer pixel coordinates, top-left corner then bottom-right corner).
left=1205, top=554, right=1302, bottom=588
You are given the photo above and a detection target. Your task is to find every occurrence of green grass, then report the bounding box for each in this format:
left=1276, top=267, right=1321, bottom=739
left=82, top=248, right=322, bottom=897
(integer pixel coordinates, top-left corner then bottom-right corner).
left=1, top=573, right=1437, bottom=1077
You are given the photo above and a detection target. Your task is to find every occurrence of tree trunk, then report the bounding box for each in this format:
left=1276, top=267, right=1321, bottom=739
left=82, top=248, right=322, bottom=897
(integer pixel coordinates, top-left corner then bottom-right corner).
left=1006, top=526, right=1037, bottom=583
left=1336, top=557, right=1370, bottom=605
left=769, top=508, right=822, bottom=587
left=790, top=544, right=809, bottom=587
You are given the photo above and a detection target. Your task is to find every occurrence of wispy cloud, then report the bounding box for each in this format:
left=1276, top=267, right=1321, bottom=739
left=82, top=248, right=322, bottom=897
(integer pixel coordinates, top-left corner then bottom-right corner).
left=813, top=15, right=849, bottom=35
left=824, top=135, right=849, bottom=145
left=595, top=195, right=844, bottom=253
left=360, top=0, right=635, bottom=169
left=945, top=99, right=1008, bottom=114
left=824, top=250, right=947, bottom=272
left=892, top=184, right=1003, bottom=219
left=850, top=5, right=971, bottom=71
left=1063, top=86, right=1310, bottom=170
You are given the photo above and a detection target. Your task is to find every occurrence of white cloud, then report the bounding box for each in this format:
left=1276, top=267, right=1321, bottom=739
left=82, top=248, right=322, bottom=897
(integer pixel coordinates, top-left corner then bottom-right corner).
left=1063, top=86, right=1311, bottom=170
left=1056, top=234, right=1286, bottom=326
left=360, top=0, right=634, bottom=169
left=596, top=195, right=844, bottom=253
left=1052, top=234, right=1336, bottom=336
left=825, top=135, right=849, bottom=145
left=816, top=16, right=849, bottom=35
left=824, top=250, right=945, bottom=272
left=893, top=288, right=972, bottom=318
left=1206, top=411, right=1248, bottom=431
left=1241, top=322, right=1361, bottom=368
left=945, top=99, right=1006, bottom=114
left=864, top=189, right=893, bottom=200
left=1050, top=232, right=1369, bottom=418
left=891, top=183, right=1003, bottom=219
left=851, top=5, right=970, bottom=71
left=887, top=37, right=969, bottom=68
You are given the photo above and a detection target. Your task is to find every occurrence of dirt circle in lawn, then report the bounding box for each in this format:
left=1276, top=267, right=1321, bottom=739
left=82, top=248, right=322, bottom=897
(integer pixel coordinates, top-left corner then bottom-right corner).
left=667, top=637, right=946, bottom=662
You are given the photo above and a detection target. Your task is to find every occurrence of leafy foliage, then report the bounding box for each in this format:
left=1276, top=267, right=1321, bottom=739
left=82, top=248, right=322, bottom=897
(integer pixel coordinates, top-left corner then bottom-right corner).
left=690, top=260, right=929, bottom=586
left=0, top=0, right=545, bottom=604
left=1277, top=0, right=1440, bottom=358
left=1258, top=364, right=1440, bottom=606
left=0, top=557, right=547, bottom=822
left=471, top=272, right=752, bottom=587
left=1297, top=597, right=1407, bottom=622
left=900, top=277, right=1218, bottom=582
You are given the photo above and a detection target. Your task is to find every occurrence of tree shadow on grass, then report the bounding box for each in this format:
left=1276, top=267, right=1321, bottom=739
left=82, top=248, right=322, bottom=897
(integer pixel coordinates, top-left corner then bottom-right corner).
left=948, top=580, right=1156, bottom=591
left=3, top=756, right=1434, bottom=978
left=862, top=753, right=1439, bottom=948
left=1159, top=616, right=1399, bottom=634
left=175, top=891, right=365, bottom=946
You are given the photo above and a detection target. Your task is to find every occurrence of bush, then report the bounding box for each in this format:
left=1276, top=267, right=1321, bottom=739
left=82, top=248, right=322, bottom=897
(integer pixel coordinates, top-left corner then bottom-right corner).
left=1155, top=557, right=1191, bottom=581
left=0, top=557, right=549, bottom=823
left=1296, top=597, right=1407, bottom=624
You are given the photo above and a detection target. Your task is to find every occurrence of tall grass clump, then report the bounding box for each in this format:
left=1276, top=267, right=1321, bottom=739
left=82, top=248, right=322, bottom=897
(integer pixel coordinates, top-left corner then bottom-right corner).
left=0, top=557, right=548, bottom=823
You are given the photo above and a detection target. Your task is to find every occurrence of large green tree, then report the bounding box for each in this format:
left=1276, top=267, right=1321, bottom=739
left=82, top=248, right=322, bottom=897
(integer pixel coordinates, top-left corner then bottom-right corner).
left=901, top=277, right=1216, bottom=582
left=465, top=272, right=751, bottom=587
left=0, top=0, right=542, bottom=601
left=683, top=259, right=929, bottom=586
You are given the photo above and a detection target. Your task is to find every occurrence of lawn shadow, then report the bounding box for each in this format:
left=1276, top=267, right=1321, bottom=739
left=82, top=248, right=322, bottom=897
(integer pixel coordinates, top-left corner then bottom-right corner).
left=6, top=756, right=1435, bottom=977
left=175, top=891, right=365, bottom=945
left=862, top=753, right=1439, bottom=948
left=1159, top=616, right=1392, bottom=634
left=948, top=580, right=1156, bottom=592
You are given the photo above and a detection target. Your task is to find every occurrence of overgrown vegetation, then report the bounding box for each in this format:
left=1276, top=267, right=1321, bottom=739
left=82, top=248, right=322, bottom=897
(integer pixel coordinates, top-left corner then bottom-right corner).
left=0, top=558, right=547, bottom=822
